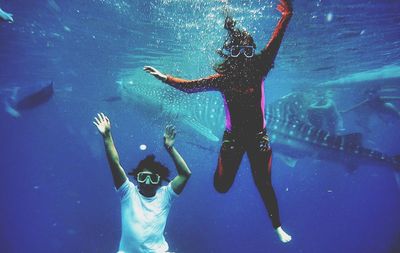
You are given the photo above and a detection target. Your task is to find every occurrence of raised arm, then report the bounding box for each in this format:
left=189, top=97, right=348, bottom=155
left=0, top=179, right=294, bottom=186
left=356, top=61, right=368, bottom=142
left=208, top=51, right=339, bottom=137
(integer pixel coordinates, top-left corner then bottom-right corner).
left=93, top=113, right=128, bottom=189
left=164, top=125, right=191, bottom=195
left=260, top=0, right=293, bottom=69
left=144, top=66, right=222, bottom=93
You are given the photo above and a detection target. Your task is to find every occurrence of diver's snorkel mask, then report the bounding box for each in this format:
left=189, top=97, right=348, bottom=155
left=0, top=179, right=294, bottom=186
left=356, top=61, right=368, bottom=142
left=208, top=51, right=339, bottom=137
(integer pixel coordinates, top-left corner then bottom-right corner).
left=229, top=45, right=255, bottom=58
left=137, top=171, right=161, bottom=185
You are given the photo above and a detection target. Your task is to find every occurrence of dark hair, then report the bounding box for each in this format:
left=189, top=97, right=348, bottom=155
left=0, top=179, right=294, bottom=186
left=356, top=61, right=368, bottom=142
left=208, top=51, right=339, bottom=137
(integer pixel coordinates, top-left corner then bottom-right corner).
left=214, top=16, right=259, bottom=76
left=129, top=155, right=171, bottom=182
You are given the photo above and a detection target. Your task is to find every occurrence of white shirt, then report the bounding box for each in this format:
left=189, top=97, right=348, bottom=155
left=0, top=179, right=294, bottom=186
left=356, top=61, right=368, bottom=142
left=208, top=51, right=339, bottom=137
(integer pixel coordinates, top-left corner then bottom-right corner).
left=116, top=179, right=178, bottom=253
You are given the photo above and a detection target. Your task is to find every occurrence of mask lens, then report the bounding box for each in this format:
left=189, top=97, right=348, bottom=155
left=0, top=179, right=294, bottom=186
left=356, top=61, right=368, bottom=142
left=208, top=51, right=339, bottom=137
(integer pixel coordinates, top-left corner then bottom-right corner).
left=231, top=46, right=241, bottom=57
left=137, top=172, right=149, bottom=182
left=244, top=46, right=254, bottom=57
left=137, top=172, right=160, bottom=184
left=149, top=174, right=160, bottom=183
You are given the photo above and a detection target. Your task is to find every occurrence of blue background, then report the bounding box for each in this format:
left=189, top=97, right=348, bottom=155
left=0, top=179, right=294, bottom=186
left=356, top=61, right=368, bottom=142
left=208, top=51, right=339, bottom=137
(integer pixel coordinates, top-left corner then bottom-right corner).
left=0, top=0, right=399, bottom=252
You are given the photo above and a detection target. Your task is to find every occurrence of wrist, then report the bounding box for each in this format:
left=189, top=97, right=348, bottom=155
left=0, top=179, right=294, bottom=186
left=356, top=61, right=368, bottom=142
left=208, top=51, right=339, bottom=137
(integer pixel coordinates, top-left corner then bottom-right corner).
left=102, top=131, right=111, bottom=139
left=164, top=144, right=174, bottom=151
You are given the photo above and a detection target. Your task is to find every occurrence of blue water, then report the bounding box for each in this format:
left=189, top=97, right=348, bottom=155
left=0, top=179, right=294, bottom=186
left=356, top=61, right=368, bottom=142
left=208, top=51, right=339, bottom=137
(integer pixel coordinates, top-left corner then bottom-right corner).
left=1, top=0, right=399, bottom=252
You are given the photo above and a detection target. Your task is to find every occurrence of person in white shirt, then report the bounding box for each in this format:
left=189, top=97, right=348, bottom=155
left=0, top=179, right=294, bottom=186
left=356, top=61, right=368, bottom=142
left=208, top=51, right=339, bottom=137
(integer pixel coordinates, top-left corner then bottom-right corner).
left=93, top=113, right=191, bottom=253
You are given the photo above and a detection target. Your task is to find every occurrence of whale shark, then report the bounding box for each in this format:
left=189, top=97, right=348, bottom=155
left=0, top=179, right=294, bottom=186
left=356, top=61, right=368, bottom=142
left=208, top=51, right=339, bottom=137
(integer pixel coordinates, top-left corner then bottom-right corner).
left=316, top=65, right=400, bottom=90
left=266, top=104, right=400, bottom=172
left=267, top=100, right=400, bottom=189
left=118, top=68, right=400, bottom=176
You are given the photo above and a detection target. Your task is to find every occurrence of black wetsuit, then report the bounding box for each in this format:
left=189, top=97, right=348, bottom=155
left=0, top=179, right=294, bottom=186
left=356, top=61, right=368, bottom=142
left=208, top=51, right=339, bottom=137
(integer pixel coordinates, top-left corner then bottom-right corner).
left=163, top=7, right=292, bottom=229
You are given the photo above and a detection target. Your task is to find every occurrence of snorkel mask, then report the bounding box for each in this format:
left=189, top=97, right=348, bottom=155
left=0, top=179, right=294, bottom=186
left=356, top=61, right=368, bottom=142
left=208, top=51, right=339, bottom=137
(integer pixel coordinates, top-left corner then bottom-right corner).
left=137, top=171, right=161, bottom=185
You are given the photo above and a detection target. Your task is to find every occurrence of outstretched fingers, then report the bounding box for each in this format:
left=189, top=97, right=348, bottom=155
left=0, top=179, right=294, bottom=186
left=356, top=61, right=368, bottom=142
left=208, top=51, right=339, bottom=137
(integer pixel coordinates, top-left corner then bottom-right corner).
left=165, top=124, right=176, bottom=138
left=143, top=66, right=155, bottom=73
left=277, top=0, right=292, bottom=14
left=94, top=116, right=100, bottom=126
left=97, top=113, right=103, bottom=123
left=276, top=4, right=284, bottom=13
left=165, top=124, right=172, bottom=136
left=94, top=112, right=109, bottom=126
left=170, top=127, right=176, bottom=139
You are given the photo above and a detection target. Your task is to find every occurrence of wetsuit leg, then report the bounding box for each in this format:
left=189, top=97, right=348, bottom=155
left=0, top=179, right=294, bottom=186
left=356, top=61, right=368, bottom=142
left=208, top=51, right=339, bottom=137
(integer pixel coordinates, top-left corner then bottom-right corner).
left=214, top=131, right=245, bottom=193
left=247, top=131, right=281, bottom=229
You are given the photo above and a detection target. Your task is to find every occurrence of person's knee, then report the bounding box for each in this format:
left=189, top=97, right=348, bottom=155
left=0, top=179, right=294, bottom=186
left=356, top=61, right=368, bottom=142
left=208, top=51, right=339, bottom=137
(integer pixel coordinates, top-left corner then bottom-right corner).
left=213, top=177, right=232, bottom=193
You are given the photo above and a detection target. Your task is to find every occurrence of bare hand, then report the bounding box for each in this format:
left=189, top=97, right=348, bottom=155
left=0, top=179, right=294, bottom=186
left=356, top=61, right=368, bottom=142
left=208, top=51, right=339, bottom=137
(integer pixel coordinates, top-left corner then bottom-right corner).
left=143, top=66, right=167, bottom=82
left=276, top=0, right=293, bottom=16
left=93, top=112, right=111, bottom=136
left=164, top=124, right=176, bottom=149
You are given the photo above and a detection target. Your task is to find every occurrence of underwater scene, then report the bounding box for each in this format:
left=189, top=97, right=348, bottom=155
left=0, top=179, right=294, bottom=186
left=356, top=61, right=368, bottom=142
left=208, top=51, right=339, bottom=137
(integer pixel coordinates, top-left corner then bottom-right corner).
left=1, top=0, right=399, bottom=252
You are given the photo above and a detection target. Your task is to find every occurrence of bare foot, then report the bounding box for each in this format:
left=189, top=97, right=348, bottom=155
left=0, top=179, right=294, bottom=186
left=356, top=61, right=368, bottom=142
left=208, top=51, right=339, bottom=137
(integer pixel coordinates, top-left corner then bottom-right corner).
left=276, top=226, right=292, bottom=243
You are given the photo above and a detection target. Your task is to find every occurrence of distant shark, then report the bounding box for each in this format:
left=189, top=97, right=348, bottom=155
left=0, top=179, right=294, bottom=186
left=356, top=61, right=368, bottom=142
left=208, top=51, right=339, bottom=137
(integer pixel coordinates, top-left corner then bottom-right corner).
left=3, top=82, right=54, bottom=117
left=316, top=65, right=400, bottom=90
left=267, top=101, right=400, bottom=189
left=266, top=104, right=400, bottom=172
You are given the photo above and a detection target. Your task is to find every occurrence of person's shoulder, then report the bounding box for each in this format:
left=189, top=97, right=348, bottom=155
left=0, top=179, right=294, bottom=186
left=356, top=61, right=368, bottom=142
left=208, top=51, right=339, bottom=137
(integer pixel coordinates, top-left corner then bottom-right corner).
left=116, top=179, right=137, bottom=200
left=159, top=183, right=179, bottom=198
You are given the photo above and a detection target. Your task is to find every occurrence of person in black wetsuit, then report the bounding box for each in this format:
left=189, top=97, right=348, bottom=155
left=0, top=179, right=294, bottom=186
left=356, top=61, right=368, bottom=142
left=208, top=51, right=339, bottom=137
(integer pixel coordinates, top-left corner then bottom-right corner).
left=144, top=0, right=293, bottom=242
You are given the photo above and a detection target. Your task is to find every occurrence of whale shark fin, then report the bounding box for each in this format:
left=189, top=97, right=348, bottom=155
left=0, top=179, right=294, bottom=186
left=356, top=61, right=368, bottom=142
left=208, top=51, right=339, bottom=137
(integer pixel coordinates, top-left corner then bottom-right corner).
left=11, top=86, right=20, bottom=101
left=276, top=154, right=298, bottom=168
left=4, top=100, right=20, bottom=118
